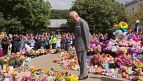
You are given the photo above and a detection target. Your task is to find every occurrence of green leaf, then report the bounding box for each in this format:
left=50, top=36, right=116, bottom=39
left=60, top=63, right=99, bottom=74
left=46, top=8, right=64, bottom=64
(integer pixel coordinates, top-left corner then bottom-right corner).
left=70, top=0, right=128, bottom=33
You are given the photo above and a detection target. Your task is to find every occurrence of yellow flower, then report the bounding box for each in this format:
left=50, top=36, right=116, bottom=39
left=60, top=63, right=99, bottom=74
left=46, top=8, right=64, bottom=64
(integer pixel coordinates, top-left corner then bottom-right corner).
left=16, top=52, right=21, bottom=55
left=19, top=55, right=25, bottom=60
left=68, top=75, right=79, bottom=81
left=138, top=80, right=142, bottom=81
left=31, top=67, right=39, bottom=72
left=3, top=65, right=10, bottom=72
left=34, top=71, right=39, bottom=76
left=43, top=69, right=49, bottom=74
left=11, top=71, right=17, bottom=76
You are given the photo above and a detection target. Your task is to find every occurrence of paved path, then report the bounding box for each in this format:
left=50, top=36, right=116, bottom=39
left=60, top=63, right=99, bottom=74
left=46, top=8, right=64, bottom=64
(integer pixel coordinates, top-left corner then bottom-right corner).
left=27, top=54, right=129, bottom=81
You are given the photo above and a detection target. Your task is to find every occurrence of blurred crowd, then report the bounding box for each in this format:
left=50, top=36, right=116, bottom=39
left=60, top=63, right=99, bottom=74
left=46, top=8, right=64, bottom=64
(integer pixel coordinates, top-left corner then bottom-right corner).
left=0, top=32, right=74, bottom=56
left=0, top=29, right=143, bottom=57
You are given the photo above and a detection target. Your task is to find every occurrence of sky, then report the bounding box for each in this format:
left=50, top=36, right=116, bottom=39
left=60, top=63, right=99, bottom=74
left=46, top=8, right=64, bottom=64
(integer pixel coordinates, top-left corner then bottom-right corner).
left=45, top=0, right=134, bottom=10
left=117, top=0, right=134, bottom=4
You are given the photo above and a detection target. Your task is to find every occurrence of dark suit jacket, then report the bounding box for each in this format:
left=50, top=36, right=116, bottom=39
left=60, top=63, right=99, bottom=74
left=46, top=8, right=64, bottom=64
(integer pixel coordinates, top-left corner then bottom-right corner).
left=74, top=18, right=90, bottom=52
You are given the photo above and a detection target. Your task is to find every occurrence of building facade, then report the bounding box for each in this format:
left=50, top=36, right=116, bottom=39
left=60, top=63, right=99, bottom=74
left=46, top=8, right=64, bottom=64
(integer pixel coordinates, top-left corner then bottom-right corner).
left=48, top=19, right=70, bottom=32
left=125, top=0, right=143, bottom=14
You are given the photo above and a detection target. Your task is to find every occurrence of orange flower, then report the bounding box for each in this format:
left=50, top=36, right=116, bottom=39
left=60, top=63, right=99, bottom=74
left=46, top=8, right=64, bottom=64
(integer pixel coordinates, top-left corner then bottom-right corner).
left=55, top=72, right=64, bottom=80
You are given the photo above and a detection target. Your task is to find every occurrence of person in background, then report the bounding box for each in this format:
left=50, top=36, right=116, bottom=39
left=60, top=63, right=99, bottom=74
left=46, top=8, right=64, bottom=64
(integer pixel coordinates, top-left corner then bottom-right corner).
left=61, top=34, right=67, bottom=50
left=11, top=35, right=20, bottom=53
left=49, top=35, right=57, bottom=49
left=1, top=35, right=10, bottom=55
left=27, top=35, right=35, bottom=48
left=0, top=35, right=3, bottom=56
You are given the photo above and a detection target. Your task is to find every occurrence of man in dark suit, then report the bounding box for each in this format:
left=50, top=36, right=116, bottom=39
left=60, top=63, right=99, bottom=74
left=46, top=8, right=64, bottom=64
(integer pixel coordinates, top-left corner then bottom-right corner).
left=69, top=11, right=90, bottom=80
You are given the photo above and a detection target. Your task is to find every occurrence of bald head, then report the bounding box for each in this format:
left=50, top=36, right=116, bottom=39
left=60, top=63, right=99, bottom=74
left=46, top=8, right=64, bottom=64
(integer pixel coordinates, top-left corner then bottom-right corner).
left=69, top=11, right=79, bottom=17
left=69, top=11, right=80, bottom=23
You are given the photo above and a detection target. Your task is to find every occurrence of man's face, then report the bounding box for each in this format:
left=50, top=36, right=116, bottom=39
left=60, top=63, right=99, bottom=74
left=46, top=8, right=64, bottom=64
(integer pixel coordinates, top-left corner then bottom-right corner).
left=70, top=15, right=77, bottom=23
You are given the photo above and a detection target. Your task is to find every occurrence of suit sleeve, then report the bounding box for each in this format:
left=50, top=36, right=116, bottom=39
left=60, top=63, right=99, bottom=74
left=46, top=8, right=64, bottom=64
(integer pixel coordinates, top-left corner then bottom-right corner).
left=81, top=20, right=90, bottom=49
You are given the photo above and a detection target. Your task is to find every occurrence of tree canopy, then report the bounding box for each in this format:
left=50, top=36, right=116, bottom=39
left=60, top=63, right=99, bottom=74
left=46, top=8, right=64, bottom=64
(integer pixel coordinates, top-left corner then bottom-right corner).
left=51, top=9, right=69, bottom=19
left=70, top=0, right=128, bottom=33
left=0, top=0, right=51, bottom=34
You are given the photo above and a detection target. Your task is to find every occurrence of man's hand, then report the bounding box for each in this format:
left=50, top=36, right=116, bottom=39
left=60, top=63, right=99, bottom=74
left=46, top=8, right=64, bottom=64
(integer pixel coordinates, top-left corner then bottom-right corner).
left=86, top=47, right=90, bottom=52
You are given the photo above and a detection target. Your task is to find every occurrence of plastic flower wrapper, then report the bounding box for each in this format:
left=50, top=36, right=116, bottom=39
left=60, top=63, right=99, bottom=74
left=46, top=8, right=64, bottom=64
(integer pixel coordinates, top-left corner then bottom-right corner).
left=48, top=75, right=56, bottom=81
left=0, top=73, right=5, bottom=81
left=55, top=72, right=64, bottom=80
left=24, top=57, right=31, bottom=62
left=42, top=77, right=49, bottom=81
left=58, top=76, right=69, bottom=81
left=58, top=76, right=65, bottom=81
left=3, top=72, right=10, bottom=81
left=137, top=54, right=143, bottom=60
left=112, top=68, right=120, bottom=78
left=135, top=68, right=143, bottom=76
left=22, top=71, right=31, bottom=81
left=113, top=30, right=123, bottom=37
left=133, top=53, right=137, bottom=60
left=39, top=47, right=46, bottom=54
left=127, top=67, right=134, bottom=76
left=71, top=64, right=79, bottom=71
left=95, top=65, right=103, bottom=74
left=11, top=53, right=17, bottom=58
left=133, top=59, right=143, bottom=69
left=16, top=72, right=25, bottom=81
left=88, top=65, right=96, bottom=73
left=137, top=76, right=143, bottom=81
left=3, top=77, right=11, bottom=81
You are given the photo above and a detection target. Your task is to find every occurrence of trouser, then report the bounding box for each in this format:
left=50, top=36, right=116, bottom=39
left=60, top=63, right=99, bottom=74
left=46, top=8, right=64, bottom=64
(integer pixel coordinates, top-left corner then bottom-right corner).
left=77, top=51, right=88, bottom=77
left=52, top=43, right=56, bottom=49
left=2, top=45, right=8, bottom=55
left=12, top=46, right=20, bottom=53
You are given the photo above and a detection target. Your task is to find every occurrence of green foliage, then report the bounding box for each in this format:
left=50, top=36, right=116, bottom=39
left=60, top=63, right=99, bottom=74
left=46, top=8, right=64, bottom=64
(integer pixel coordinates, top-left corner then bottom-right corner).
left=0, top=59, right=6, bottom=66
left=0, top=0, right=51, bottom=33
left=7, top=57, right=24, bottom=67
left=51, top=9, right=69, bottom=19
left=8, top=57, right=16, bottom=66
left=15, top=59, right=23, bottom=67
left=70, top=0, right=128, bottom=33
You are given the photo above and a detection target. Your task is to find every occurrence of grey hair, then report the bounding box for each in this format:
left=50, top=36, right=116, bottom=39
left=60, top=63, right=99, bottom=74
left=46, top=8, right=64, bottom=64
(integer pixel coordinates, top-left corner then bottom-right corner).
left=69, top=11, right=79, bottom=17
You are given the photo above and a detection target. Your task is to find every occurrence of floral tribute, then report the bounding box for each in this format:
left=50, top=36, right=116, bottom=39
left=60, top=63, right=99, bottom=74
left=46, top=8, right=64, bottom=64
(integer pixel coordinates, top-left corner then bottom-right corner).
left=54, top=49, right=143, bottom=81
left=0, top=50, right=78, bottom=81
